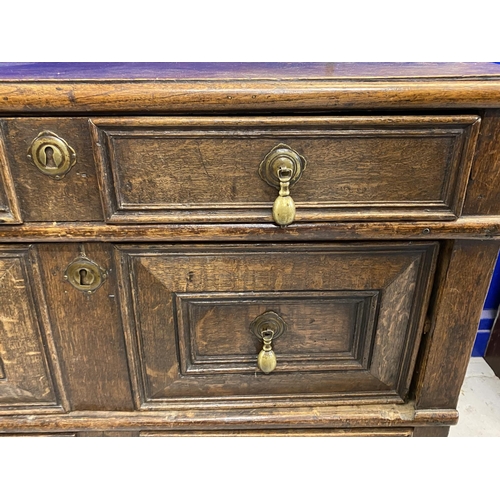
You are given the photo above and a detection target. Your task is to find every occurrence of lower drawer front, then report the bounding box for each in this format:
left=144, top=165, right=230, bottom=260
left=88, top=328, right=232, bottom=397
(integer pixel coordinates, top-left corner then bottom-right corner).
left=0, top=247, right=61, bottom=411
left=117, top=242, right=438, bottom=409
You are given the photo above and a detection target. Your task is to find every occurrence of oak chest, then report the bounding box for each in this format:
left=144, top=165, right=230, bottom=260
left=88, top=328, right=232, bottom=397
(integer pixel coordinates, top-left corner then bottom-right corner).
left=1, top=62, right=500, bottom=437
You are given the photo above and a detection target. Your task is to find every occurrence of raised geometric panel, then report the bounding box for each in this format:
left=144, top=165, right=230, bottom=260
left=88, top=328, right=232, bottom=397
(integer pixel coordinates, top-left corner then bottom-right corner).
left=0, top=246, right=64, bottom=411
left=117, top=243, right=438, bottom=409
left=0, top=124, right=22, bottom=224
left=176, top=291, right=379, bottom=375
left=91, top=116, right=479, bottom=223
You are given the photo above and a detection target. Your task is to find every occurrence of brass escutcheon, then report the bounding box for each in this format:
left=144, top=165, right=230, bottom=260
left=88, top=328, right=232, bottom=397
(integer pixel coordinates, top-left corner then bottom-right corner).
left=250, top=311, right=286, bottom=374
left=63, top=256, right=107, bottom=294
left=27, top=130, right=76, bottom=180
left=259, top=144, right=306, bottom=227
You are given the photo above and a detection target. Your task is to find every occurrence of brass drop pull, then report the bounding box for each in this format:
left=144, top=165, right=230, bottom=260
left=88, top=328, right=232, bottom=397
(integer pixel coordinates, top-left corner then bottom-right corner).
left=257, top=329, right=277, bottom=374
left=259, top=143, right=306, bottom=227
left=272, top=164, right=295, bottom=227
left=250, top=310, right=287, bottom=375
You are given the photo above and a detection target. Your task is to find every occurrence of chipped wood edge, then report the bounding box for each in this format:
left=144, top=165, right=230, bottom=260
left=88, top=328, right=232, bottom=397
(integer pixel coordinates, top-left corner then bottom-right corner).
left=0, top=403, right=458, bottom=433
left=2, top=218, right=500, bottom=242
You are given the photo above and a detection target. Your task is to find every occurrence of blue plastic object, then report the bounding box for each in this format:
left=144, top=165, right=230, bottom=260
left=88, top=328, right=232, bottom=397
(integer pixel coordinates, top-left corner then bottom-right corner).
left=472, top=252, right=500, bottom=356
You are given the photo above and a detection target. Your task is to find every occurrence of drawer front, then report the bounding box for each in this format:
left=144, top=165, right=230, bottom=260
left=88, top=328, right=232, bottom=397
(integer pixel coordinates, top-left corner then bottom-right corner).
left=0, top=118, right=103, bottom=222
left=92, top=116, right=479, bottom=224
left=0, top=246, right=64, bottom=411
left=0, top=135, right=21, bottom=224
left=117, top=242, right=438, bottom=409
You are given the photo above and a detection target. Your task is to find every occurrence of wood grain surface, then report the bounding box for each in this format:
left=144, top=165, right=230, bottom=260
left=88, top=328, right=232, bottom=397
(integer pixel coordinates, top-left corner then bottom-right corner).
left=1, top=80, right=500, bottom=113
left=1, top=65, right=500, bottom=436
left=36, top=243, right=134, bottom=411
left=0, top=125, right=21, bottom=223
left=0, top=246, right=66, bottom=412
left=1, top=118, right=103, bottom=222
left=91, top=115, right=479, bottom=223
left=0, top=403, right=458, bottom=433
left=117, top=242, right=436, bottom=409
left=1, top=62, right=499, bottom=80
left=464, top=110, right=500, bottom=215
left=414, top=240, right=500, bottom=409
left=1, top=218, right=500, bottom=241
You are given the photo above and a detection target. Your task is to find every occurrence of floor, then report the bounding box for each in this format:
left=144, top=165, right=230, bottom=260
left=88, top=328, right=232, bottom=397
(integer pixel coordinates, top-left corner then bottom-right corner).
left=449, top=357, right=500, bottom=437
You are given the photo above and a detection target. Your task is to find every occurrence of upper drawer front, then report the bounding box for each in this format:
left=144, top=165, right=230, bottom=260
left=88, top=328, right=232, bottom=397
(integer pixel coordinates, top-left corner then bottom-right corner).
left=91, top=115, right=480, bottom=224
left=1, top=118, right=103, bottom=223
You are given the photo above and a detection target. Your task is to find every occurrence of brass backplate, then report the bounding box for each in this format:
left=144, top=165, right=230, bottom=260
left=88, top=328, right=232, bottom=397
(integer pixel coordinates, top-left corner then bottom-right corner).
left=63, top=256, right=107, bottom=294
left=258, top=143, right=306, bottom=190
left=250, top=311, right=287, bottom=341
left=27, top=130, right=76, bottom=180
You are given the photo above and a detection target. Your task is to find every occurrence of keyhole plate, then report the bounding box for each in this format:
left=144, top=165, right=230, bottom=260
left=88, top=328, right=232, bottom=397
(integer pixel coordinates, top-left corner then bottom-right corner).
left=64, top=256, right=107, bottom=294
left=258, top=143, right=306, bottom=190
left=250, top=311, right=287, bottom=341
left=27, top=130, right=76, bottom=179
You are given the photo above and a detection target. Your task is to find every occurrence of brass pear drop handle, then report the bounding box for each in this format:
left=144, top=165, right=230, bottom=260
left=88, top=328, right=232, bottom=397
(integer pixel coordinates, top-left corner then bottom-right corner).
left=250, top=310, right=287, bottom=374
left=257, top=329, right=277, bottom=374
left=273, top=164, right=295, bottom=227
left=259, top=144, right=307, bottom=227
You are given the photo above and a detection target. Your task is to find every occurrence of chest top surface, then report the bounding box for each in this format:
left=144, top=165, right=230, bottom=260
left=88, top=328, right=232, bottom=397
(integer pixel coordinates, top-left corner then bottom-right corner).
left=1, top=62, right=500, bottom=113
left=0, top=62, right=500, bottom=80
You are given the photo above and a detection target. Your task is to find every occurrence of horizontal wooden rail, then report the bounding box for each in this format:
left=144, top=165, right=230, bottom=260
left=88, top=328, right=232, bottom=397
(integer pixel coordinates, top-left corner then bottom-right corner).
left=1, top=80, right=500, bottom=114
left=1, top=217, right=500, bottom=242
left=0, top=404, right=458, bottom=433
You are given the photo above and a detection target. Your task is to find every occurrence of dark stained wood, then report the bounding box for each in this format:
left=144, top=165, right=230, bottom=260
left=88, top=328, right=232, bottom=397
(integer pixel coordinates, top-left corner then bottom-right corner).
left=36, top=243, right=134, bottom=411
left=1, top=62, right=500, bottom=81
left=0, top=127, right=21, bottom=224
left=464, top=110, right=500, bottom=215
left=0, top=119, right=103, bottom=222
left=91, top=115, right=479, bottom=223
left=415, top=240, right=500, bottom=409
left=0, top=433, right=77, bottom=437
left=117, top=243, right=436, bottom=408
left=2, top=80, right=500, bottom=114
left=0, top=246, right=66, bottom=413
left=140, top=428, right=413, bottom=437
left=2, top=218, right=500, bottom=242
left=413, top=408, right=459, bottom=426
left=1, top=65, right=500, bottom=436
left=181, top=292, right=376, bottom=370
left=413, top=426, right=450, bottom=437
left=0, top=403, right=458, bottom=433
left=77, top=431, right=138, bottom=437
left=485, top=309, right=500, bottom=377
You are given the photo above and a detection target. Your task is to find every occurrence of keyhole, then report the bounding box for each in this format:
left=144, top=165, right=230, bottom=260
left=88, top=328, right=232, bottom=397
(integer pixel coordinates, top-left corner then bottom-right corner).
left=44, top=146, right=57, bottom=169
left=78, top=268, right=94, bottom=286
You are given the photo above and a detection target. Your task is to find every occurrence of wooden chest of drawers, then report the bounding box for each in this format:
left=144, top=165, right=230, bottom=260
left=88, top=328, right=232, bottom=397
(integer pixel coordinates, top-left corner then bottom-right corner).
left=1, top=62, right=500, bottom=436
